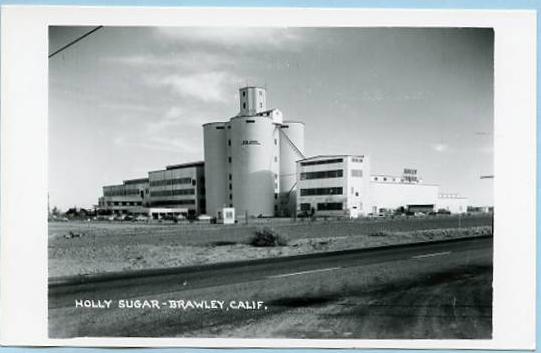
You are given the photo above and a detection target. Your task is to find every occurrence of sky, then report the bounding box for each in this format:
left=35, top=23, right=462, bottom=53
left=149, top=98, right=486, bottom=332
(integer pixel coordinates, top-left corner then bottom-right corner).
left=49, top=26, right=494, bottom=210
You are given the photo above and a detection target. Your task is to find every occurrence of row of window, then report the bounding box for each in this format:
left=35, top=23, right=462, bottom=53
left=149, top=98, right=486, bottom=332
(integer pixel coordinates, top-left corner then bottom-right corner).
left=300, top=169, right=343, bottom=180
left=300, top=158, right=343, bottom=167
left=103, top=189, right=143, bottom=197
left=149, top=178, right=193, bottom=187
left=300, top=202, right=343, bottom=211
left=150, top=199, right=196, bottom=206
left=300, top=187, right=343, bottom=196
left=351, top=157, right=364, bottom=163
left=107, top=201, right=143, bottom=207
left=151, top=189, right=196, bottom=197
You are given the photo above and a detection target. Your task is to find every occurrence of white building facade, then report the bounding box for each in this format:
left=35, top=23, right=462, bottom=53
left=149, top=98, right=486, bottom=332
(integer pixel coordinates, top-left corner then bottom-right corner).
left=296, top=155, right=371, bottom=217
left=203, top=86, right=305, bottom=218
left=370, top=174, right=439, bottom=214
left=436, top=193, right=469, bottom=214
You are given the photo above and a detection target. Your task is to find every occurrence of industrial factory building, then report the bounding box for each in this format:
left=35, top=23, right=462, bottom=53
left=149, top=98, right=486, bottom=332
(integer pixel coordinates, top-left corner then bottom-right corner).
left=203, top=86, right=304, bottom=218
left=98, top=178, right=148, bottom=214
left=296, top=155, right=371, bottom=218
left=97, top=86, right=468, bottom=219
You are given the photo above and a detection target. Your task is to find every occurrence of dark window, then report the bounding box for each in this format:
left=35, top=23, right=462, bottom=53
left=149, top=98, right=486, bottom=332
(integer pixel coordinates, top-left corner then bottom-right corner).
left=274, top=138, right=277, bottom=145
left=172, top=189, right=195, bottom=196
left=228, top=139, right=231, bottom=146
left=246, top=119, right=255, bottom=123
left=229, top=184, right=232, bottom=190
left=192, top=179, right=196, bottom=186
left=150, top=199, right=196, bottom=207
left=228, top=174, right=232, bottom=181
left=300, top=158, right=343, bottom=167
left=228, top=157, right=232, bottom=163
left=274, top=193, right=278, bottom=200
left=229, top=194, right=232, bottom=200
left=300, top=203, right=311, bottom=211
left=150, top=178, right=191, bottom=187
left=243, top=103, right=246, bottom=109
left=355, top=192, right=359, bottom=197
left=317, top=202, right=343, bottom=211
left=300, top=169, right=343, bottom=180
left=300, top=187, right=343, bottom=196
left=242, top=91, right=246, bottom=97
left=216, top=126, right=224, bottom=130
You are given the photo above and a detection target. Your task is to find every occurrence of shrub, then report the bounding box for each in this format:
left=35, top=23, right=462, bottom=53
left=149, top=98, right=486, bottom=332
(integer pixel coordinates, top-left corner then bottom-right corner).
left=369, top=231, right=391, bottom=237
left=251, top=227, right=288, bottom=247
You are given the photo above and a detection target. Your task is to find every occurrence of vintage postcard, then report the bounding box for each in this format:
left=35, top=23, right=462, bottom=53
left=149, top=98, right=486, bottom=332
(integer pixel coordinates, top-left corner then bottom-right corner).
left=0, top=6, right=536, bottom=349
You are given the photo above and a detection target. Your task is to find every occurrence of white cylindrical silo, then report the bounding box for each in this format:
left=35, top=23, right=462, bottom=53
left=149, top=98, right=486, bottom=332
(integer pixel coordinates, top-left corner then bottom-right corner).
left=230, top=116, right=277, bottom=217
left=279, top=121, right=305, bottom=216
left=203, top=122, right=228, bottom=217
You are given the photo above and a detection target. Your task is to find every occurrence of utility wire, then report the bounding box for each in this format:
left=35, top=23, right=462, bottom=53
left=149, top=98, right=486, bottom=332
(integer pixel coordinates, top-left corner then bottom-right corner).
left=49, top=26, right=103, bottom=58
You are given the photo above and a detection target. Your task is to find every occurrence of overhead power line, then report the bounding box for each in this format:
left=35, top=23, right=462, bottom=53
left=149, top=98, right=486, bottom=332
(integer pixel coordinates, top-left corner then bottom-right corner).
left=49, top=26, right=103, bottom=58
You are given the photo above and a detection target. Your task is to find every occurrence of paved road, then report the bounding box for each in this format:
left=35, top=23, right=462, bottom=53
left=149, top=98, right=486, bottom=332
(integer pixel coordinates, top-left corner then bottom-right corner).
left=49, top=237, right=492, bottom=339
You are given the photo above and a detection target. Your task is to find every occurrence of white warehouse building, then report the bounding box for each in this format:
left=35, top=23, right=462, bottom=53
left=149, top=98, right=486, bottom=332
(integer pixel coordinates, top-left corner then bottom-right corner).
left=296, top=155, right=459, bottom=217
left=203, top=86, right=305, bottom=218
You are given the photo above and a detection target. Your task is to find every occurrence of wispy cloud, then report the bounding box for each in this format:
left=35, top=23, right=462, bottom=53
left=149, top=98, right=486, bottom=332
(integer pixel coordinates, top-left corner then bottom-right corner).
left=432, top=143, right=450, bottom=153
left=150, top=71, right=238, bottom=103
left=145, top=106, right=210, bottom=133
left=154, top=27, right=304, bottom=50
left=101, top=51, right=235, bottom=71
left=114, top=133, right=199, bottom=154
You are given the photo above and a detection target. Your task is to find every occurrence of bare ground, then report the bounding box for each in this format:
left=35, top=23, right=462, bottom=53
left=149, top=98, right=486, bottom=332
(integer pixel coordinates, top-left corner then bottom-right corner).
left=49, top=216, right=492, bottom=278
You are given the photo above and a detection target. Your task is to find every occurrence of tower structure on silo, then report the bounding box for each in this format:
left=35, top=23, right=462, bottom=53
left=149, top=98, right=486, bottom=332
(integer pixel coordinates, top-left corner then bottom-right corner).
left=203, top=86, right=304, bottom=218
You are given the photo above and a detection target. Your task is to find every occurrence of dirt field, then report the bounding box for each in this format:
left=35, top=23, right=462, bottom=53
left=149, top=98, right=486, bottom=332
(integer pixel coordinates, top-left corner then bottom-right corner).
left=49, top=215, right=492, bottom=278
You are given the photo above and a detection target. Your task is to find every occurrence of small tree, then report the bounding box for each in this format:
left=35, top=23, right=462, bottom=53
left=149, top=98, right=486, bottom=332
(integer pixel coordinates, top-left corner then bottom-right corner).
left=51, top=206, right=61, bottom=216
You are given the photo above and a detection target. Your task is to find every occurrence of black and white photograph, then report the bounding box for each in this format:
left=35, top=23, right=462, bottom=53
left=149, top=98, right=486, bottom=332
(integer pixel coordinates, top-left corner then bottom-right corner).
left=46, top=25, right=496, bottom=339
left=46, top=24, right=497, bottom=340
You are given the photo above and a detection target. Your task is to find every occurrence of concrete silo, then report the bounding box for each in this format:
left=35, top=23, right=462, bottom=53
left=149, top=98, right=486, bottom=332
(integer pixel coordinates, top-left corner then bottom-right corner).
left=279, top=121, right=305, bottom=215
left=203, top=86, right=302, bottom=218
left=239, top=86, right=267, bottom=116
left=230, top=115, right=278, bottom=217
left=203, top=122, right=229, bottom=217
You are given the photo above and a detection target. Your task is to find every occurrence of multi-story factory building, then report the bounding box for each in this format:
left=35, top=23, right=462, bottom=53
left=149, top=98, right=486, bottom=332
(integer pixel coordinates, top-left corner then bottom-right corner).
left=98, top=86, right=469, bottom=219
left=203, top=86, right=304, bottom=218
left=98, top=177, right=148, bottom=214
left=296, top=155, right=372, bottom=217
left=147, top=161, right=206, bottom=217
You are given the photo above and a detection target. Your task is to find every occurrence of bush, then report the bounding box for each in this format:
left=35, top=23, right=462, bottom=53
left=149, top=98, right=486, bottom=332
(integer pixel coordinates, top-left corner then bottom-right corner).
left=251, top=227, right=288, bottom=247
left=369, top=231, right=391, bottom=237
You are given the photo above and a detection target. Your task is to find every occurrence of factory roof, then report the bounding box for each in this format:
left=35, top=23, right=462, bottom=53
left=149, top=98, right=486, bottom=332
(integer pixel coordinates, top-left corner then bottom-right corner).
left=165, top=161, right=204, bottom=170
left=123, top=177, right=149, bottom=185
left=297, top=154, right=366, bottom=162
